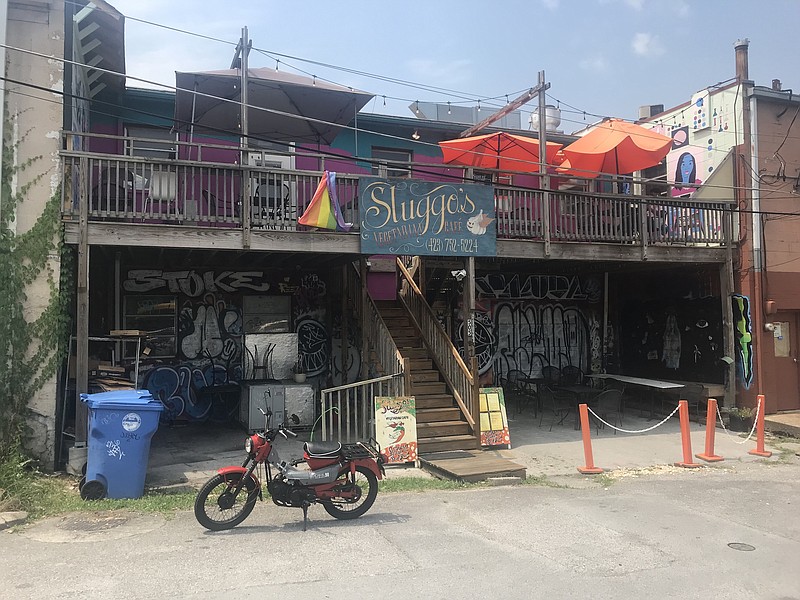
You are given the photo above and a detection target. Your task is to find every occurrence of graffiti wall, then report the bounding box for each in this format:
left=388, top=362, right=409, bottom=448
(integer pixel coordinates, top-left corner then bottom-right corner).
left=122, top=268, right=333, bottom=422
left=619, top=272, right=725, bottom=383
left=455, top=273, right=604, bottom=384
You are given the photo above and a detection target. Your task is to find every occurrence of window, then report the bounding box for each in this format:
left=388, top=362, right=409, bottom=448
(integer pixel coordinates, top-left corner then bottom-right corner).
left=124, top=125, right=176, bottom=160
left=371, top=148, right=412, bottom=178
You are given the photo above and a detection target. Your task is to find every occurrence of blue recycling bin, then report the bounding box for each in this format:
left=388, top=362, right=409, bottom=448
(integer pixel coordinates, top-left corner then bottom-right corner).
left=79, top=389, right=163, bottom=500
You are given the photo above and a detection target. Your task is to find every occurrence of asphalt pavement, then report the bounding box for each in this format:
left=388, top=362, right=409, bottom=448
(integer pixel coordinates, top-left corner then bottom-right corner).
left=1, top=460, right=798, bottom=599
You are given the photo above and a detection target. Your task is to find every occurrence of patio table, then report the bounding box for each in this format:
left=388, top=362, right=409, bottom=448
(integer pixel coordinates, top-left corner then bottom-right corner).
left=587, top=374, right=684, bottom=419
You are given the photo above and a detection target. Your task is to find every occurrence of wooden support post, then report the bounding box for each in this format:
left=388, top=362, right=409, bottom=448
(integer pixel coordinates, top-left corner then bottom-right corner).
left=341, top=264, right=349, bottom=386
left=75, top=157, right=90, bottom=445
left=464, top=256, right=476, bottom=364
left=360, top=258, right=368, bottom=379
left=537, top=70, right=551, bottom=257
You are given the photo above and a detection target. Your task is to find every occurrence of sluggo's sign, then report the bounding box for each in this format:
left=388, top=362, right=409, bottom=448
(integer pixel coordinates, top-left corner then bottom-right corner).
left=358, top=177, right=497, bottom=257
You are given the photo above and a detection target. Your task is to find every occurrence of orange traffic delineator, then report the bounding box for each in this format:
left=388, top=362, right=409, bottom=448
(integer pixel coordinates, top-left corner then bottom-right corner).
left=696, top=398, right=724, bottom=462
left=675, top=399, right=702, bottom=468
left=577, top=403, right=603, bottom=474
left=748, top=394, right=773, bottom=458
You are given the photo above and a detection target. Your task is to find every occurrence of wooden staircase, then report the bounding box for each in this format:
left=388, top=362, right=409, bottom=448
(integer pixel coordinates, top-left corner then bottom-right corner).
left=375, top=300, right=479, bottom=453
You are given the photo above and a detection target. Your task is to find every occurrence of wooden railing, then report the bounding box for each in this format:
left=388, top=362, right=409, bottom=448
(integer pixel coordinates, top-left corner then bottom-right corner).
left=396, top=257, right=477, bottom=431
left=61, top=131, right=735, bottom=248
left=320, top=373, right=404, bottom=442
left=347, top=263, right=408, bottom=384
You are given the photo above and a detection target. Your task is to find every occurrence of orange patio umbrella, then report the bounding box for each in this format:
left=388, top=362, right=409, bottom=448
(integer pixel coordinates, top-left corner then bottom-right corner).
left=439, top=131, right=563, bottom=173
left=558, top=118, right=672, bottom=179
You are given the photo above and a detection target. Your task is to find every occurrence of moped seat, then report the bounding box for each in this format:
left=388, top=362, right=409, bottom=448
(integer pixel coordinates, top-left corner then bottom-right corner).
left=303, top=441, right=342, bottom=458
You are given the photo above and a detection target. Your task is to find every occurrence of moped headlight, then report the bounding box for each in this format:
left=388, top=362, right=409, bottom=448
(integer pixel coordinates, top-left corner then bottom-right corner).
left=244, top=437, right=254, bottom=454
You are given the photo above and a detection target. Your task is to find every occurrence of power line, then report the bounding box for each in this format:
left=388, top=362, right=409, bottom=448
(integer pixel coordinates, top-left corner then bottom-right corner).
left=3, top=40, right=798, bottom=198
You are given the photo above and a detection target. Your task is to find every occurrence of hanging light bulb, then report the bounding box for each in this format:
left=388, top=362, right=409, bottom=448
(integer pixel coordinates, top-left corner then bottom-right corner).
left=415, top=101, right=420, bottom=114
left=275, top=59, right=280, bottom=72
left=312, top=75, right=316, bottom=86
left=477, top=100, right=481, bottom=112
left=383, top=96, right=386, bottom=106
left=447, top=101, right=451, bottom=115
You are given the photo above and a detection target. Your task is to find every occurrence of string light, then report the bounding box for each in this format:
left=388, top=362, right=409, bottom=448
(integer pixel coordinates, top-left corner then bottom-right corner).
left=312, top=75, right=316, bottom=86
left=477, top=100, right=481, bottom=112
left=415, top=100, right=420, bottom=114
left=447, top=101, right=451, bottom=115
left=275, top=59, right=279, bottom=72
left=383, top=95, right=386, bottom=106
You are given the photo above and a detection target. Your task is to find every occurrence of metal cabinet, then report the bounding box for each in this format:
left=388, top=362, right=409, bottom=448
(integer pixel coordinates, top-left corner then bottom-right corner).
left=240, top=382, right=285, bottom=432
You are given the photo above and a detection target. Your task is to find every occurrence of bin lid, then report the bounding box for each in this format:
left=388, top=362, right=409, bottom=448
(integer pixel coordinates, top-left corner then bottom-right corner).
left=80, top=389, right=161, bottom=410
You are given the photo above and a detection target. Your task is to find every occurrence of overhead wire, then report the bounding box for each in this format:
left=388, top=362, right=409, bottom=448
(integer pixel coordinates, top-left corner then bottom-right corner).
left=2, top=32, right=799, bottom=199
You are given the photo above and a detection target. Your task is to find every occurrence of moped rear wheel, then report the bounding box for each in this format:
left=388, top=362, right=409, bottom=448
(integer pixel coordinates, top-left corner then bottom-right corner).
left=322, top=466, right=378, bottom=520
left=194, top=473, right=259, bottom=531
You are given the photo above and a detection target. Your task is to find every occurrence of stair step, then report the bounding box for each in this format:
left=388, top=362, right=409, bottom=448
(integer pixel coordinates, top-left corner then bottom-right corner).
left=387, top=326, right=418, bottom=338
left=418, top=421, right=471, bottom=437
left=412, top=381, right=447, bottom=395
left=417, top=407, right=463, bottom=423
left=394, top=337, right=422, bottom=347
left=409, top=358, right=433, bottom=370
left=415, top=395, right=456, bottom=410
left=383, top=316, right=412, bottom=327
left=411, top=370, right=440, bottom=383
left=398, top=347, right=427, bottom=358
left=418, top=435, right=479, bottom=453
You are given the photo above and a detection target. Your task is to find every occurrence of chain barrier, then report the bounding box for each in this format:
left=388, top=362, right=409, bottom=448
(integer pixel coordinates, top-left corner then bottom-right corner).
left=715, top=396, right=761, bottom=445
left=586, top=403, right=681, bottom=434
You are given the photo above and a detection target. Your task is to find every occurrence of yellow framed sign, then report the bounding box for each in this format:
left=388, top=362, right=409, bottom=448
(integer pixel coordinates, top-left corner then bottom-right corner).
left=374, top=396, right=418, bottom=465
left=479, top=387, right=510, bottom=448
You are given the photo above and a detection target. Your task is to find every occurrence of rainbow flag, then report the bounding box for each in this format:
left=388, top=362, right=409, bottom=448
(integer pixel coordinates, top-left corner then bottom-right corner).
left=298, top=171, right=351, bottom=231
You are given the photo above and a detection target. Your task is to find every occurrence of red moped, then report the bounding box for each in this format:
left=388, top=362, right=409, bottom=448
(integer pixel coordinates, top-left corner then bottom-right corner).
left=194, top=410, right=385, bottom=531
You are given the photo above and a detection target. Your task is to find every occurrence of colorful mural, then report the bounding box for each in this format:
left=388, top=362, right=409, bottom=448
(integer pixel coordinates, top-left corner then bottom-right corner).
left=732, top=294, right=754, bottom=389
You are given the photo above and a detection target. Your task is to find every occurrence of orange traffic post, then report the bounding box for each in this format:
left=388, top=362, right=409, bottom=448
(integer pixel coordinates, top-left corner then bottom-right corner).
left=696, top=398, right=724, bottom=462
left=748, top=394, right=773, bottom=458
left=577, top=403, right=603, bottom=474
left=675, top=399, right=702, bottom=468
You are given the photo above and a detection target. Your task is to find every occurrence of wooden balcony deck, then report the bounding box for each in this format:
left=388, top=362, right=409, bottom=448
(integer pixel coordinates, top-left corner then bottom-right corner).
left=60, top=136, right=735, bottom=263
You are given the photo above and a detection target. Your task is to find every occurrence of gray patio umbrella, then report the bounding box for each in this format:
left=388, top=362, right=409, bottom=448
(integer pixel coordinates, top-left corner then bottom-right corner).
left=174, top=67, right=374, bottom=145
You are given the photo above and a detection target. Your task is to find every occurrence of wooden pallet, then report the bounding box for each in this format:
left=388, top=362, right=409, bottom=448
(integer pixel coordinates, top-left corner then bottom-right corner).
left=420, top=449, right=527, bottom=483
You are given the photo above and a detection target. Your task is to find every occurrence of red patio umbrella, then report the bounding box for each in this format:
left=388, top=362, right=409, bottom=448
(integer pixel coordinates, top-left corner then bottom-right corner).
left=558, top=118, right=672, bottom=179
left=439, top=131, right=563, bottom=173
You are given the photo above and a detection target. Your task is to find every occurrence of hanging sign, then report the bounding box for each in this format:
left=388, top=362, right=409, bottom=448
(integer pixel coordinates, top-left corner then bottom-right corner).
left=479, top=387, right=510, bottom=448
left=359, top=177, right=497, bottom=257
left=374, top=396, right=418, bottom=465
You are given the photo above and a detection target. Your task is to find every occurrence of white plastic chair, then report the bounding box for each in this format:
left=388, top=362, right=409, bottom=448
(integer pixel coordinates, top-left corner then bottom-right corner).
left=144, top=171, right=177, bottom=218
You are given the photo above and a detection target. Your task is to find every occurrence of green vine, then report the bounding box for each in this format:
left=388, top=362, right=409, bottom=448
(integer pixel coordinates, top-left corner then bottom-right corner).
left=0, top=116, right=72, bottom=460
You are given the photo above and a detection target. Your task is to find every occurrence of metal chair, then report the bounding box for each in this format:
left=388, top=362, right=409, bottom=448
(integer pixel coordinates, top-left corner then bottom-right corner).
left=591, top=388, right=623, bottom=434
left=541, top=366, right=561, bottom=386
left=502, top=369, right=537, bottom=416
left=538, top=384, right=573, bottom=431
left=561, top=365, right=584, bottom=385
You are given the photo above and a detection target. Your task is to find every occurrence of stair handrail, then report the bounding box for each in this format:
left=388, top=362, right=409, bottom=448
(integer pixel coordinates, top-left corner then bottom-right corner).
left=348, top=263, right=408, bottom=387
left=395, top=257, right=476, bottom=429
left=320, top=373, right=404, bottom=442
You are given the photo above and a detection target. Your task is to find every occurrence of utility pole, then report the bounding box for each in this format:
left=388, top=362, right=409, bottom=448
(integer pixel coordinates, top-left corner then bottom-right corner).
left=536, top=70, right=552, bottom=256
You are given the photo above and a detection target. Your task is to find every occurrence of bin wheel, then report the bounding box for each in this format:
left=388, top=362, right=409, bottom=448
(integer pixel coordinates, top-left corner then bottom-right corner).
left=81, top=462, right=87, bottom=476
left=78, top=476, right=86, bottom=491
left=80, top=479, right=107, bottom=501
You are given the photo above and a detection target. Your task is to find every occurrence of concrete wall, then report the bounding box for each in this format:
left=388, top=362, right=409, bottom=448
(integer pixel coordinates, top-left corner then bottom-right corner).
left=6, top=0, right=65, bottom=465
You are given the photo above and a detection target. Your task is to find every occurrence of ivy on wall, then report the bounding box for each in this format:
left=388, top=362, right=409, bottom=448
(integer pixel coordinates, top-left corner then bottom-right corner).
left=0, top=119, right=72, bottom=458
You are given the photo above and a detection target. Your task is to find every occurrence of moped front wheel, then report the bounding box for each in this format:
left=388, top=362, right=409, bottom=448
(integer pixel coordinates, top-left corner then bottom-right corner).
left=322, top=466, right=378, bottom=520
left=194, top=473, right=259, bottom=531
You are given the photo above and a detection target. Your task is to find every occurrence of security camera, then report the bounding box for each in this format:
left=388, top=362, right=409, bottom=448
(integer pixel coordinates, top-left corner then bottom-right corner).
left=764, top=322, right=776, bottom=332
left=451, top=269, right=467, bottom=281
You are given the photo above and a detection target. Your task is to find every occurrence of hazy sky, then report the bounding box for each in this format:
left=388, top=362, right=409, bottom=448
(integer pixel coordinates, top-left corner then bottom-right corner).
left=106, top=0, right=798, bottom=134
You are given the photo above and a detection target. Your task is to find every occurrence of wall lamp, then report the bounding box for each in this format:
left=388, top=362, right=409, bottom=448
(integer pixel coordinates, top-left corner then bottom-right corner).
left=411, top=130, right=420, bottom=140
